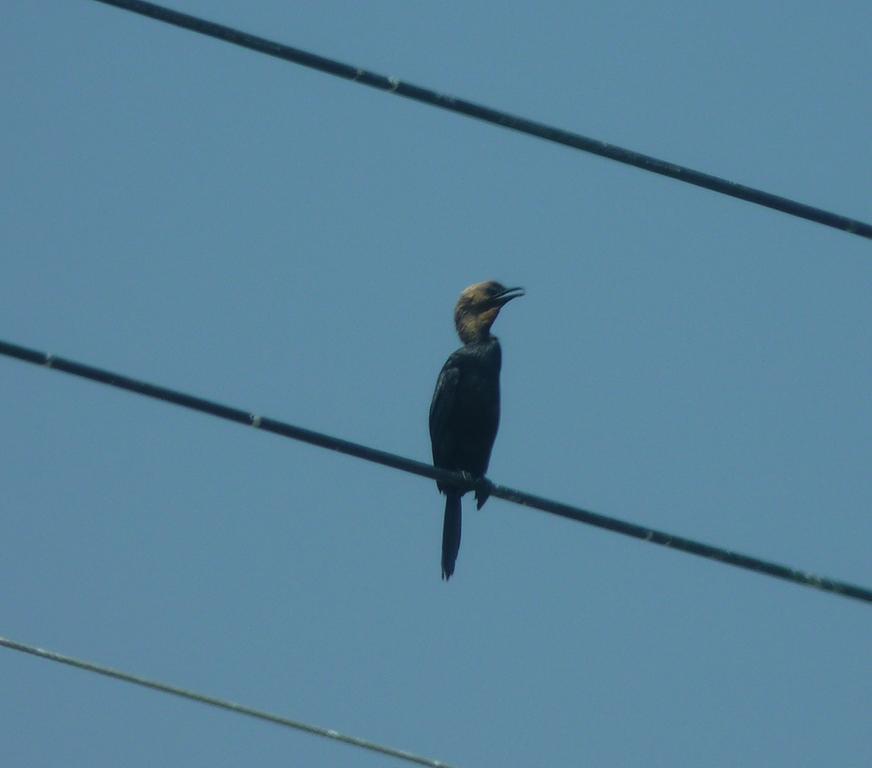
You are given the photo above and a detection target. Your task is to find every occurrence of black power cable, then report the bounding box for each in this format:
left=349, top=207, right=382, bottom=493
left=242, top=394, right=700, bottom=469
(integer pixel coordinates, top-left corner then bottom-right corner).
left=88, top=0, right=872, bottom=240
left=2, top=338, right=869, bottom=605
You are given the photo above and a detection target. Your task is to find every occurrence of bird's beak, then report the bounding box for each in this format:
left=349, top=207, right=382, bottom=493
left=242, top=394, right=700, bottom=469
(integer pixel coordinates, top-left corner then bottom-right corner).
left=493, top=286, right=525, bottom=306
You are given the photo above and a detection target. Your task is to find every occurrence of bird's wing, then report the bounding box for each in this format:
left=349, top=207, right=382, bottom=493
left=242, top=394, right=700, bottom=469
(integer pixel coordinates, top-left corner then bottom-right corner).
left=429, top=354, right=462, bottom=467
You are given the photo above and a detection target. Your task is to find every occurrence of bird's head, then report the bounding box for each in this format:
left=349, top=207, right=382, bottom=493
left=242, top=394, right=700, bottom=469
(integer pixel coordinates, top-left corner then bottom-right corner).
left=454, top=281, right=524, bottom=343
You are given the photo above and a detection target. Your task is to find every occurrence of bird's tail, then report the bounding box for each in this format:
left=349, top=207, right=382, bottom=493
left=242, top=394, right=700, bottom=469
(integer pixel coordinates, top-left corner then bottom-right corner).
left=441, top=493, right=462, bottom=580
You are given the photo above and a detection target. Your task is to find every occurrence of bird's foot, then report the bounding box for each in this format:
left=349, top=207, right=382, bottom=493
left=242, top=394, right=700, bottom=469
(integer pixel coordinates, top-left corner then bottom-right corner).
left=475, top=478, right=494, bottom=510
left=457, top=471, right=477, bottom=493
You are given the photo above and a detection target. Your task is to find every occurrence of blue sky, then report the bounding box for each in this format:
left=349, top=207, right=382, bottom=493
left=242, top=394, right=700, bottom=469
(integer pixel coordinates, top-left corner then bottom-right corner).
left=3, top=1, right=870, bottom=766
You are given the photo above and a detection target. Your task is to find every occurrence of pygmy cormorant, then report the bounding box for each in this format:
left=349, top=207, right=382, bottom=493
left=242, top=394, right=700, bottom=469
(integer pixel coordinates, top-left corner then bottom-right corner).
left=429, top=281, right=524, bottom=579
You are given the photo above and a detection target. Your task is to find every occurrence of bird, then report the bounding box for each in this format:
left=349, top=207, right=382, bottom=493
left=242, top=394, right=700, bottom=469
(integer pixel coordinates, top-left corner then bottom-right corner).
left=429, top=281, right=524, bottom=579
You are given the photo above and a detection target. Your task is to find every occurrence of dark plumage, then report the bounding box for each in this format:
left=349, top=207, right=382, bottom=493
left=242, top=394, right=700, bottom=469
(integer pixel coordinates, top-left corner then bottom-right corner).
left=429, top=281, right=524, bottom=579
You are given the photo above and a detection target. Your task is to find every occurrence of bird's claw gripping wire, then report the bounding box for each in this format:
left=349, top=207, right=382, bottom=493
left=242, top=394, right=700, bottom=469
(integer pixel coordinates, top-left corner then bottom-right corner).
left=447, top=471, right=492, bottom=508
left=474, top=477, right=494, bottom=510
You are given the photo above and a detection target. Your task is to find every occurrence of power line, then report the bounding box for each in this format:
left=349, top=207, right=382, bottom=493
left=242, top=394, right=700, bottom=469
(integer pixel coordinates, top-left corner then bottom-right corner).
left=0, top=635, right=453, bottom=768
left=2, top=338, right=870, bottom=605
left=87, top=0, right=872, bottom=241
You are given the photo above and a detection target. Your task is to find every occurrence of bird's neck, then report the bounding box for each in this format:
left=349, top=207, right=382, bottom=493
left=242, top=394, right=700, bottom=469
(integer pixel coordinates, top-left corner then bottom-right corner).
left=456, top=309, right=498, bottom=344
left=458, top=326, right=492, bottom=345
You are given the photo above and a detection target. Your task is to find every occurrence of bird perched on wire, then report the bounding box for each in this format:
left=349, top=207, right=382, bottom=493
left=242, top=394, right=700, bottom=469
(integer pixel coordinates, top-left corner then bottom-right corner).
left=429, top=281, right=524, bottom=579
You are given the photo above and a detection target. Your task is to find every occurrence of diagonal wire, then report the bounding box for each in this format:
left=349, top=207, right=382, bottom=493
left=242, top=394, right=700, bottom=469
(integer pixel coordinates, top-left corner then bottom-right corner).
left=0, top=635, right=453, bottom=768
left=86, top=0, right=872, bottom=240
left=2, top=338, right=870, bottom=605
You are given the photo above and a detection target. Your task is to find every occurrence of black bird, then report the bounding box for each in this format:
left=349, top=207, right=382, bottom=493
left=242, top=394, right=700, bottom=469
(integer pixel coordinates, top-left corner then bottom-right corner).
left=429, top=281, right=524, bottom=579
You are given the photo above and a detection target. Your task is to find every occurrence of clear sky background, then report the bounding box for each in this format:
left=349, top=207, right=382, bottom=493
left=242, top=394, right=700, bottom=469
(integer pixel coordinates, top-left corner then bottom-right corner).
left=2, top=2, right=871, bottom=766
